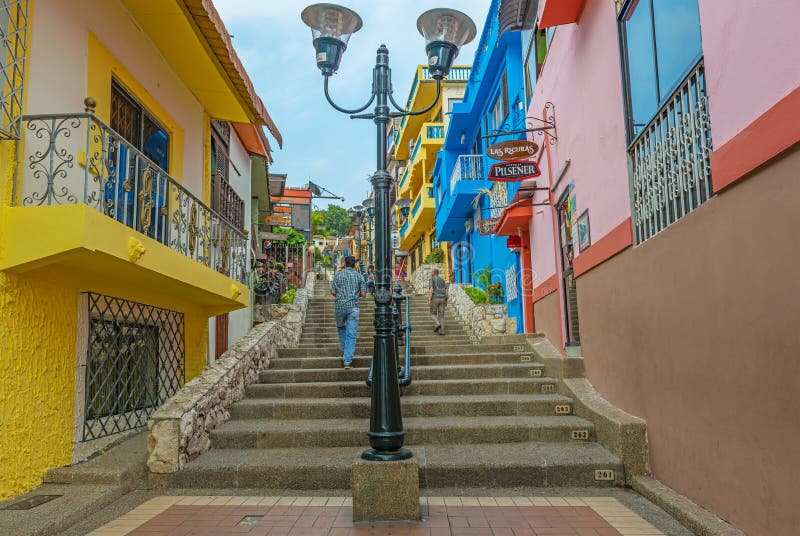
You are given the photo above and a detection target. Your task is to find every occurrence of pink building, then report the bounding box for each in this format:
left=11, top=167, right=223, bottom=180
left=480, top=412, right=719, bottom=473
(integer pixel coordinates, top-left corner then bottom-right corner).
left=521, top=1, right=800, bottom=535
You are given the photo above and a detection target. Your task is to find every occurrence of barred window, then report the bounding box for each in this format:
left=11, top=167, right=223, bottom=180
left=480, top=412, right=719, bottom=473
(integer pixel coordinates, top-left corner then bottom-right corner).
left=82, top=293, right=185, bottom=441
left=619, top=0, right=712, bottom=244
left=0, top=0, right=28, bottom=139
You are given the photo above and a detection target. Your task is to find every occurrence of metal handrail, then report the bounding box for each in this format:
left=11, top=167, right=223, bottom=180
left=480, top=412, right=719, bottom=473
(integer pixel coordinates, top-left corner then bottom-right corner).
left=398, top=294, right=412, bottom=386
left=17, top=111, right=249, bottom=284
left=366, top=287, right=412, bottom=388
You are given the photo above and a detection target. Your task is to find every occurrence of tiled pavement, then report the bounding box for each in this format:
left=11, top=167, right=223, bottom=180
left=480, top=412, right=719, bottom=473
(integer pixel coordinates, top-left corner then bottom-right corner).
left=88, top=496, right=672, bottom=536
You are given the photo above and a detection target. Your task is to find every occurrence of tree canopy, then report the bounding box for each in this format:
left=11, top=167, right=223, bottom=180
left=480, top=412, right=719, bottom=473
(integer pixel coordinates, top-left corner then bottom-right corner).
left=313, top=204, right=350, bottom=237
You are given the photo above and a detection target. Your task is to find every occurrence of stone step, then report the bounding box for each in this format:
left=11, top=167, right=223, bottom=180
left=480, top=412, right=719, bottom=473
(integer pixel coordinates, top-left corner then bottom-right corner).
left=268, top=352, right=533, bottom=369
left=294, top=336, right=466, bottom=347
left=278, top=343, right=516, bottom=358
left=170, top=442, right=624, bottom=489
left=301, top=319, right=454, bottom=328
left=210, top=415, right=595, bottom=449
left=245, top=378, right=556, bottom=399
left=258, top=363, right=546, bottom=383
left=300, top=323, right=464, bottom=334
left=229, top=394, right=573, bottom=420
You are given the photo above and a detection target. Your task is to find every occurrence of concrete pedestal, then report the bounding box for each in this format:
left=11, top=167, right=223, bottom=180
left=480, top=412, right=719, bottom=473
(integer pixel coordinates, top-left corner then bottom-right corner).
left=352, top=455, right=420, bottom=522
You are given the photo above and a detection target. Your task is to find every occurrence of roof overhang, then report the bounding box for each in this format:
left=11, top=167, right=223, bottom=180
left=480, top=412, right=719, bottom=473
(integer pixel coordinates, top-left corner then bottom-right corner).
left=268, top=174, right=287, bottom=197
left=499, top=0, right=539, bottom=36
left=121, top=0, right=282, bottom=147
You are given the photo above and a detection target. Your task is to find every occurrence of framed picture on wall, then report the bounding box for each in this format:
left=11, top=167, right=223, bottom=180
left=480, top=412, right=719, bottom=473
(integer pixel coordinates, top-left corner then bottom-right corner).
left=577, top=210, right=591, bottom=251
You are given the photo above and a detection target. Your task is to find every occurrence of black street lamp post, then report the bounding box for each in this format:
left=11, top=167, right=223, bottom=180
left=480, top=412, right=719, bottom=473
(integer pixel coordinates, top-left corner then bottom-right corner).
left=363, top=197, right=375, bottom=265
left=302, top=3, right=476, bottom=462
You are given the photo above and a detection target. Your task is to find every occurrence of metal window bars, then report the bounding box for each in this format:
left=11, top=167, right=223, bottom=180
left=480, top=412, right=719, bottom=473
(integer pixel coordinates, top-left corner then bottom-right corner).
left=628, top=60, right=713, bottom=245
left=0, top=0, right=29, bottom=139
left=17, top=109, right=249, bottom=284
left=449, top=154, right=484, bottom=194
left=83, top=293, right=184, bottom=441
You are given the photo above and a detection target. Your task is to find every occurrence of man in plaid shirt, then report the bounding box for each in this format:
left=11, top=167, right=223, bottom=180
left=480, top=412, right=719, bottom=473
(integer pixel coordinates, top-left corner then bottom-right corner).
left=331, top=255, right=367, bottom=369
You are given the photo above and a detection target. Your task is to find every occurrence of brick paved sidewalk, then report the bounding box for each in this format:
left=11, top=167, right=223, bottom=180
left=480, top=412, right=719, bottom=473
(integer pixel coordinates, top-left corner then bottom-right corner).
left=89, top=496, right=668, bottom=536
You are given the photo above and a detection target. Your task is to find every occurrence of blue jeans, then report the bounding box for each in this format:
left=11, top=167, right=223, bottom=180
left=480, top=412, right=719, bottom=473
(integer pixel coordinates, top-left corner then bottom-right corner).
left=335, top=307, right=359, bottom=364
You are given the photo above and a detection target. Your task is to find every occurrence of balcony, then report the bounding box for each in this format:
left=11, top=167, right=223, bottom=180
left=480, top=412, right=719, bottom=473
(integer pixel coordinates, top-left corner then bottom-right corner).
left=399, top=188, right=435, bottom=250
left=629, top=61, right=713, bottom=244
left=436, top=154, right=492, bottom=238
left=395, top=65, right=471, bottom=160
left=1, top=111, right=250, bottom=313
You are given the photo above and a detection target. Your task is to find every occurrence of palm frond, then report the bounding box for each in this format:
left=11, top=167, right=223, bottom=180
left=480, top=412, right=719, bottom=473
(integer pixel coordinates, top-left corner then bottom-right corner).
left=472, top=188, right=492, bottom=210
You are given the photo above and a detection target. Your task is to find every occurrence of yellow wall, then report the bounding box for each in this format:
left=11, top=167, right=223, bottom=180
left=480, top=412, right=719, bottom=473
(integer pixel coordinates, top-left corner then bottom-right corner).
left=0, top=272, right=77, bottom=500
left=0, top=6, right=223, bottom=501
left=87, top=33, right=185, bottom=182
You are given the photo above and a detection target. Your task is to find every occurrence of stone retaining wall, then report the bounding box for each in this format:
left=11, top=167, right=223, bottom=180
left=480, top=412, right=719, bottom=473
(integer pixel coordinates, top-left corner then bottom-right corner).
left=147, top=273, right=315, bottom=474
left=409, top=263, right=447, bottom=295
left=447, top=283, right=516, bottom=341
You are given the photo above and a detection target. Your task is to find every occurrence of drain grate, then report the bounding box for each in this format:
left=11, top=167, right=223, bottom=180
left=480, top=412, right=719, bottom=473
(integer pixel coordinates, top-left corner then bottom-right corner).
left=2, top=495, right=63, bottom=510
left=237, top=515, right=264, bottom=527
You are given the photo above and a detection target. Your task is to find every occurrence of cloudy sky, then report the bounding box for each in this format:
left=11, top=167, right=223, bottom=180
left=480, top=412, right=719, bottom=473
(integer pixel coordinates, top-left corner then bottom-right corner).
left=214, top=1, right=489, bottom=209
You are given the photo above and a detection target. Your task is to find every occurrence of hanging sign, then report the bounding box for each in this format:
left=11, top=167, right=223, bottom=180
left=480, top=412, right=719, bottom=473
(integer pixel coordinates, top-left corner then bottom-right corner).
left=487, top=140, right=539, bottom=161
left=488, top=160, right=541, bottom=182
left=478, top=217, right=500, bottom=235
left=506, top=235, right=522, bottom=249
left=264, top=214, right=290, bottom=226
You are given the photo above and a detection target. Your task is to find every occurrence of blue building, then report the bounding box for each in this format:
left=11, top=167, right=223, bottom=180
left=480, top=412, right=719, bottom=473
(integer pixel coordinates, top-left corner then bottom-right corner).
left=434, top=0, right=530, bottom=332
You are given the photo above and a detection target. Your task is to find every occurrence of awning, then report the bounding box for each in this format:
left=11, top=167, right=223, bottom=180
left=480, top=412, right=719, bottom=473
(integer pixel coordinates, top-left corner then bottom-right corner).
left=539, top=0, right=587, bottom=29
left=232, top=123, right=272, bottom=162
left=494, top=201, right=534, bottom=236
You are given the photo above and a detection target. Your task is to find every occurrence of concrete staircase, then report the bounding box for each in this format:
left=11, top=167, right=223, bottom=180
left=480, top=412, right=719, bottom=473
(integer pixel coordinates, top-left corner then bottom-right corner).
left=171, top=280, right=624, bottom=490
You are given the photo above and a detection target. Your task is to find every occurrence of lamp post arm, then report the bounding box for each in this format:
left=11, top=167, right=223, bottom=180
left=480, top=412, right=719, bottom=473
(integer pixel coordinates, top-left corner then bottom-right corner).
left=324, top=74, right=377, bottom=115
left=389, top=78, right=441, bottom=116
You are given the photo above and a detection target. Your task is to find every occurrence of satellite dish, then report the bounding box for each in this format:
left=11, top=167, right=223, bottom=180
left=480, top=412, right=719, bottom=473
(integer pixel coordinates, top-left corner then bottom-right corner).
left=307, top=180, right=322, bottom=197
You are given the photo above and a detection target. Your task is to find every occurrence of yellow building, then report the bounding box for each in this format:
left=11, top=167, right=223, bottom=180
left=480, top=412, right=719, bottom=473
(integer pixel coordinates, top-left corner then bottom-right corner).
left=0, top=0, right=280, bottom=499
left=392, top=65, right=469, bottom=278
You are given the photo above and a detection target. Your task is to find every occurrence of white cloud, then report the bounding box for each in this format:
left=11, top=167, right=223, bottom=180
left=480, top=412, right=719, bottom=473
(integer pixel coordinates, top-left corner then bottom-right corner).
left=214, top=0, right=489, bottom=208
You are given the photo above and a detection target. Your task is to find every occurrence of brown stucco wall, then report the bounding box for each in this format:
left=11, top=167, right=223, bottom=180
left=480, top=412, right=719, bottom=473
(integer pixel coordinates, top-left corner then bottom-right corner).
left=533, top=292, right=561, bottom=347
left=576, top=146, right=800, bottom=536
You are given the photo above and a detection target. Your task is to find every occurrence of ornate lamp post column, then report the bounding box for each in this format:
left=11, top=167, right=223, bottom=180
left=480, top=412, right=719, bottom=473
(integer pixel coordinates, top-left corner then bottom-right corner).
left=302, top=3, right=476, bottom=461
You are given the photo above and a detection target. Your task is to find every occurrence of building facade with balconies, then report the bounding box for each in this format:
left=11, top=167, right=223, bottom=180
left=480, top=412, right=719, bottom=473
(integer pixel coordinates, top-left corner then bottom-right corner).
left=515, top=1, right=800, bottom=535
left=392, top=64, right=469, bottom=276
left=0, top=0, right=281, bottom=499
left=432, top=0, right=530, bottom=332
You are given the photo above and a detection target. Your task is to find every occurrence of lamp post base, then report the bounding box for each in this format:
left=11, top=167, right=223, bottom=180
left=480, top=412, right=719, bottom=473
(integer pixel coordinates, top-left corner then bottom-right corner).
left=360, top=447, right=413, bottom=462
left=352, top=453, right=420, bottom=522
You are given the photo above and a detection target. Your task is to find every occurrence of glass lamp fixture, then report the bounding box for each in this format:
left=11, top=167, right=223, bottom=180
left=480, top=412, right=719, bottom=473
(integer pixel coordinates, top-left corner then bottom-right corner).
left=301, top=3, right=363, bottom=75
left=362, top=197, right=375, bottom=218
left=417, top=8, right=477, bottom=79
left=395, top=197, right=412, bottom=218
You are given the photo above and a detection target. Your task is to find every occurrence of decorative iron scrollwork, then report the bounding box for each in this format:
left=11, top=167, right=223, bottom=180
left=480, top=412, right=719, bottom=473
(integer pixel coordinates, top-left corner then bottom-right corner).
left=138, top=166, right=154, bottom=234
left=188, top=202, right=198, bottom=256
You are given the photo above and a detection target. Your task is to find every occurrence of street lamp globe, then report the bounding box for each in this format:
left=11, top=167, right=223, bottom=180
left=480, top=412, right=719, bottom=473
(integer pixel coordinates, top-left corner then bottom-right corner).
left=416, top=8, right=477, bottom=79
left=395, top=197, right=412, bottom=218
left=301, top=3, right=363, bottom=75
left=362, top=197, right=375, bottom=218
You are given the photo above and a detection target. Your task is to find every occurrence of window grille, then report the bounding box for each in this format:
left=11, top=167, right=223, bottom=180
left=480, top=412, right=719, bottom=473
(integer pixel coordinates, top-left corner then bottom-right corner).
left=489, top=182, right=508, bottom=218
left=505, top=264, right=518, bottom=302
left=628, top=61, right=713, bottom=244
left=0, top=0, right=28, bottom=139
left=83, top=293, right=185, bottom=441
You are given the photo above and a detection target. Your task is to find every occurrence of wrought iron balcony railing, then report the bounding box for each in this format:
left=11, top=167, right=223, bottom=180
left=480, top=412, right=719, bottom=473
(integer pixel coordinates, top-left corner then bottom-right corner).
left=629, top=60, right=713, bottom=245
left=16, top=110, right=248, bottom=284
left=449, top=154, right=485, bottom=194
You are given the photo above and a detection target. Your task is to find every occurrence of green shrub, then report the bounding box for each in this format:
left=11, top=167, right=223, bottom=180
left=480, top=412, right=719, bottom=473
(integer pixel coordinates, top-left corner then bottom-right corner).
left=278, top=288, right=296, bottom=304
left=464, top=287, right=487, bottom=305
left=425, top=247, right=445, bottom=264
left=487, top=282, right=504, bottom=304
